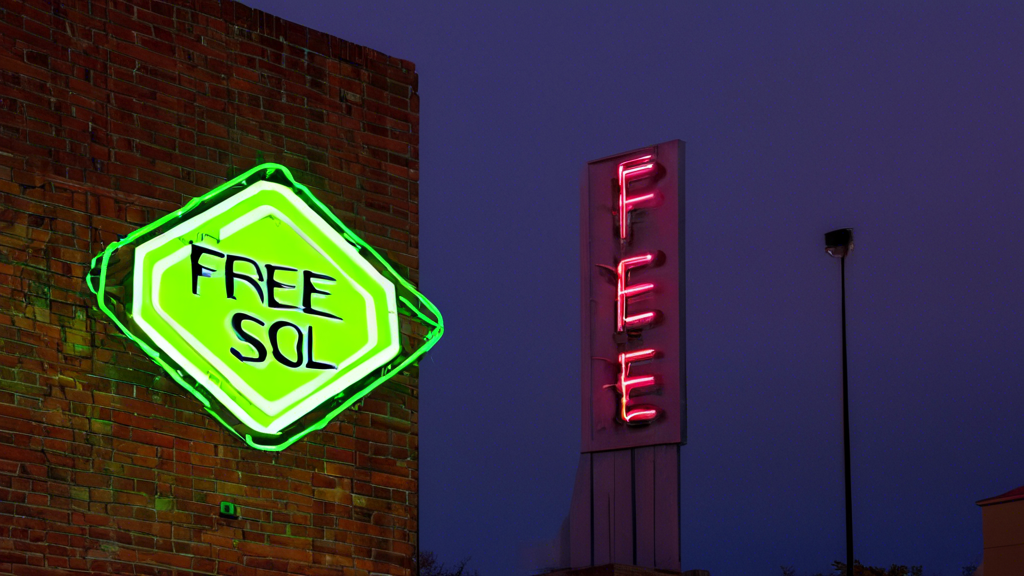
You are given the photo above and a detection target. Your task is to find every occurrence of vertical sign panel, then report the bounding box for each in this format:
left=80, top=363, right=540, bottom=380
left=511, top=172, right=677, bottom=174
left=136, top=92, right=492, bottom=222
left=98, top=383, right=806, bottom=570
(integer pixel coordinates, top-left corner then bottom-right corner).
left=633, top=446, right=657, bottom=567
left=568, top=453, right=592, bottom=567
left=580, top=140, right=686, bottom=452
left=653, top=444, right=681, bottom=569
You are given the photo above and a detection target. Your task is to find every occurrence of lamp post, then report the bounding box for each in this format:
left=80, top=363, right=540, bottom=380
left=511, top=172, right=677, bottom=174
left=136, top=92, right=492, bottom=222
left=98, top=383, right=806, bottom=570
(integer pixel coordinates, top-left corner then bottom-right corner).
left=825, top=228, right=854, bottom=576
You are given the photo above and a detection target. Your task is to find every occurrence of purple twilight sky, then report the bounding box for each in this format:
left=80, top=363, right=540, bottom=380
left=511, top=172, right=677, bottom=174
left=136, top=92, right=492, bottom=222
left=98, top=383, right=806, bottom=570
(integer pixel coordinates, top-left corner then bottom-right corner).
left=242, top=2, right=1021, bottom=575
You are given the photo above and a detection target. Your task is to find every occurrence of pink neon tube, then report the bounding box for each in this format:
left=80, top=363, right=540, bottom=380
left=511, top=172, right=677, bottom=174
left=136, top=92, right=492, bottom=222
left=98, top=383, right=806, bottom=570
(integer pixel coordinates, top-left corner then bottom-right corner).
left=617, top=253, right=656, bottom=332
left=617, top=349, right=658, bottom=423
left=618, top=155, right=656, bottom=240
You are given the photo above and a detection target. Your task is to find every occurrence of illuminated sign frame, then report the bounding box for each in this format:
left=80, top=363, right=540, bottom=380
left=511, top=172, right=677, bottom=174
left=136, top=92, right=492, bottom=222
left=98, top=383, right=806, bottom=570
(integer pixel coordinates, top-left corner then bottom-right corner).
left=580, top=140, right=685, bottom=452
left=87, top=163, right=443, bottom=451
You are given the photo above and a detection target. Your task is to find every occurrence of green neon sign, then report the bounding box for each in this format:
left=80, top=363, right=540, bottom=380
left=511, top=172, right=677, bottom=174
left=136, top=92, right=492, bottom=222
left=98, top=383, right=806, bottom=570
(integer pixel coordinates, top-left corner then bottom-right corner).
left=87, top=164, right=443, bottom=451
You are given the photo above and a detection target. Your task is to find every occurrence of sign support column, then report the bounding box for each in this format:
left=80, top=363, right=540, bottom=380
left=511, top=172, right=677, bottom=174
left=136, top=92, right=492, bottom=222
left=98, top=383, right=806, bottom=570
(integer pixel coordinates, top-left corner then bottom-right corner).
left=569, top=140, right=686, bottom=570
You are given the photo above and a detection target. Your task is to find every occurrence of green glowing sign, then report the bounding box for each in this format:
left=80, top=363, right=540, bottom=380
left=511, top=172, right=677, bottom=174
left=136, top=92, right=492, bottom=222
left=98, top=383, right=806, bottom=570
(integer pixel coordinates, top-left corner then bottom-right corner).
left=87, top=164, right=443, bottom=451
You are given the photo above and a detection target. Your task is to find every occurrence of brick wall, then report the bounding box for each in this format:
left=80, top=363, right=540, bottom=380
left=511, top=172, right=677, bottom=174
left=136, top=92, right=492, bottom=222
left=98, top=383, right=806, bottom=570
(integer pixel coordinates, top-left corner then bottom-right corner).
left=0, top=0, right=422, bottom=574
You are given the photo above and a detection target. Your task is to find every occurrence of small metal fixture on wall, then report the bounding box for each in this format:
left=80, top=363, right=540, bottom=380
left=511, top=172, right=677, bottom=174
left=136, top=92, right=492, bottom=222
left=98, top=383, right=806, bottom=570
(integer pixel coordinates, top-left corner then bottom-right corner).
left=219, top=501, right=239, bottom=520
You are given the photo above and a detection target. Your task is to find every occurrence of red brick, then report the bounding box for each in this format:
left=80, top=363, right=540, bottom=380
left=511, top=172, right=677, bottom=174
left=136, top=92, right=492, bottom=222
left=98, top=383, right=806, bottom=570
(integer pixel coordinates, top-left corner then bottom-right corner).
left=0, top=1, right=420, bottom=575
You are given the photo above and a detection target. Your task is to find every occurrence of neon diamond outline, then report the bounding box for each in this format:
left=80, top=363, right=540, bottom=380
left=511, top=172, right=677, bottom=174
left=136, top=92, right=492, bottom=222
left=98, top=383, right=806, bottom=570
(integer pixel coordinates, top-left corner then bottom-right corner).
left=86, top=163, right=444, bottom=451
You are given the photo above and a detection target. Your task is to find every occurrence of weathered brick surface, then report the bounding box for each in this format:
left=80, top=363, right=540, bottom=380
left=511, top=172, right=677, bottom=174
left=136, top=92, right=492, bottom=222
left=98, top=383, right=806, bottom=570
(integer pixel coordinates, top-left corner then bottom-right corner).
left=0, top=0, right=421, bottom=574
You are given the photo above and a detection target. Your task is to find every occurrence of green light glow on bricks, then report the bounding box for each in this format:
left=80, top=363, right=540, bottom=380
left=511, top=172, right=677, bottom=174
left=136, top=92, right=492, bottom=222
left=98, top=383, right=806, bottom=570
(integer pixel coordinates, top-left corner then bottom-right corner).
left=87, top=163, right=443, bottom=451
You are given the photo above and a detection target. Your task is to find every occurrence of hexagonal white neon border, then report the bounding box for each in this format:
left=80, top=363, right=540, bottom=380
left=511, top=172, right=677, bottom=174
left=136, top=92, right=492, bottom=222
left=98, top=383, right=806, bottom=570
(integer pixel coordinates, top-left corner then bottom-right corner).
left=132, top=182, right=400, bottom=435
left=152, top=205, right=376, bottom=416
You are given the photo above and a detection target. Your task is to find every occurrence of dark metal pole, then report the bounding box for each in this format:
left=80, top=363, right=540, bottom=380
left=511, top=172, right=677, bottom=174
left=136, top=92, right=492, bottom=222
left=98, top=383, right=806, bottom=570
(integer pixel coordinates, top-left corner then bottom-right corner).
left=825, top=228, right=855, bottom=575
left=840, top=255, right=854, bottom=575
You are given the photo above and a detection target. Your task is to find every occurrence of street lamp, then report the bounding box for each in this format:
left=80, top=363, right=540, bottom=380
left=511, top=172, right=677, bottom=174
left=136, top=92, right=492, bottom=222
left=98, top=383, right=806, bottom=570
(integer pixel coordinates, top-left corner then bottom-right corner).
left=825, top=228, right=855, bottom=575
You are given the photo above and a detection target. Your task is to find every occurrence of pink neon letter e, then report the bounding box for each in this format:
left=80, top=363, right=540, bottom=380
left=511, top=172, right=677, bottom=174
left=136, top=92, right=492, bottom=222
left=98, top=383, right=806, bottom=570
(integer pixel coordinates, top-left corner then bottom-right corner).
left=617, top=349, right=659, bottom=423
left=617, top=254, right=656, bottom=332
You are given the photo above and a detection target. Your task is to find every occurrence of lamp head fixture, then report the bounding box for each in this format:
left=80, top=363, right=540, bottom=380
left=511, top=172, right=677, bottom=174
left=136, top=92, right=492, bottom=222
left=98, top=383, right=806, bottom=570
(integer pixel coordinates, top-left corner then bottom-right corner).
left=825, top=228, right=854, bottom=258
